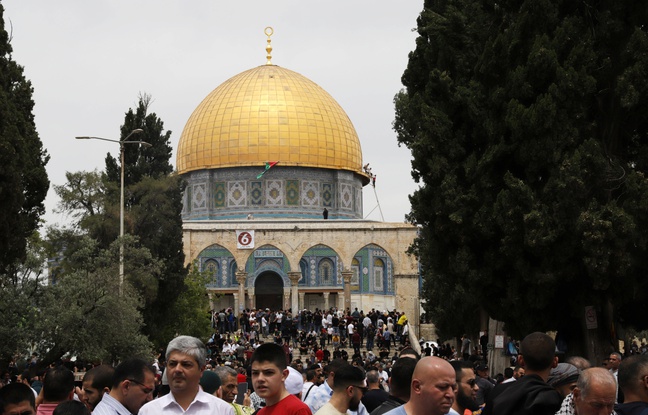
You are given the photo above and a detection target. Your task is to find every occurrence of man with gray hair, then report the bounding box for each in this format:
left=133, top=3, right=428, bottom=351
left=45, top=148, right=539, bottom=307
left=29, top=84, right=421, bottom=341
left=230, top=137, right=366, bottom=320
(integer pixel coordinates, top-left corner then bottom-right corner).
left=139, top=335, right=234, bottom=415
left=555, top=367, right=616, bottom=415
left=213, top=365, right=254, bottom=415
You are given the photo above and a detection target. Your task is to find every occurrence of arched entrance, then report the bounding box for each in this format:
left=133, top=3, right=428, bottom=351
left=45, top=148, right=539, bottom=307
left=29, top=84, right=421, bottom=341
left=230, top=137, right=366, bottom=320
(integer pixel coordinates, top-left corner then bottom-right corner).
left=255, top=271, right=284, bottom=311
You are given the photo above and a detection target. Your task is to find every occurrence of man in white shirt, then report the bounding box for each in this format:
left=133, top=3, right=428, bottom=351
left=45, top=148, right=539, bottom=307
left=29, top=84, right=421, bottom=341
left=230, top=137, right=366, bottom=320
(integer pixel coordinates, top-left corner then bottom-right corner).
left=139, top=335, right=234, bottom=415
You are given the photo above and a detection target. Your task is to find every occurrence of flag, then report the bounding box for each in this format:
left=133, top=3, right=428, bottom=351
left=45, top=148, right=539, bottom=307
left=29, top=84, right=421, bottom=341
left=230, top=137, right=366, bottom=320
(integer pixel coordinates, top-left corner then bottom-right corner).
left=256, top=161, right=279, bottom=179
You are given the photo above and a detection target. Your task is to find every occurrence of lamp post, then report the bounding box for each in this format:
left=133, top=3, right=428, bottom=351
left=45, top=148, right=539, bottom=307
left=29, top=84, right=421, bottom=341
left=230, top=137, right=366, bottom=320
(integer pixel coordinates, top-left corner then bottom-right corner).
left=76, top=129, right=150, bottom=294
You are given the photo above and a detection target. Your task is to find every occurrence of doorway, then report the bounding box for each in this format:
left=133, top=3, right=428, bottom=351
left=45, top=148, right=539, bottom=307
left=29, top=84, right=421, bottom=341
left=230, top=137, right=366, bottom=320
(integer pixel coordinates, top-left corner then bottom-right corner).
left=255, top=271, right=284, bottom=311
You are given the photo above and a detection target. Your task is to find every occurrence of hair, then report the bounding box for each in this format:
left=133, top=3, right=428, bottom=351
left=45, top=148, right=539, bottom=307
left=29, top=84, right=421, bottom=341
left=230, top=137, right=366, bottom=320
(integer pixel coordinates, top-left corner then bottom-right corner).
left=43, top=366, right=75, bottom=402
left=84, top=365, right=114, bottom=391
left=399, top=347, right=420, bottom=360
left=519, top=332, right=556, bottom=371
left=504, top=367, right=514, bottom=378
left=366, top=370, right=380, bottom=385
left=52, top=400, right=91, bottom=415
left=390, top=357, right=417, bottom=398
left=332, top=365, right=366, bottom=391
left=565, top=356, right=591, bottom=371
left=449, top=361, right=472, bottom=381
left=112, top=358, right=155, bottom=389
left=577, top=368, right=617, bottom=399
left=166, top=335, right=207, bottom=367
left=618, top=354, right=648, bottom=394
left=306, top=370, right=317, bottom=382
left=250, top=343, right=287, bottom=370
left=610, top=352, right=623, bottom=361
left=213, top=365, right=238, bottom=383
left=323, top=359, right=350, bottom=378
left=0, top=383, right=36, bottom=413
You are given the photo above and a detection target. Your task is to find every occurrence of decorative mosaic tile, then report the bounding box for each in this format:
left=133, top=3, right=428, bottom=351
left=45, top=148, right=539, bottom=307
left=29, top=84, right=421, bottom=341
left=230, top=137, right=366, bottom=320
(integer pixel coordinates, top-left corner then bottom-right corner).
left=286, top=180, right=299, bottom=205
left=250, top=181, right=263, bottom=206
left=310, top=258, right=316, bottom=285
left=336, top=256, right=343, bottom=284
left=221, top=258, right=228, bottom=286
left=301, top=181, right=319, bottom=207
left=266, top=180, right=284, bottom=206
left=192, top=183, right=206, bottom=209
left=340, top=183, right=353, bottom=210
left=355, top=187, right=362, bottom=214
left=228, top=181, right=247, bottom=207
left=322, top=183, right=333, bottom=207
left=213, top=182, right=225, bottom=208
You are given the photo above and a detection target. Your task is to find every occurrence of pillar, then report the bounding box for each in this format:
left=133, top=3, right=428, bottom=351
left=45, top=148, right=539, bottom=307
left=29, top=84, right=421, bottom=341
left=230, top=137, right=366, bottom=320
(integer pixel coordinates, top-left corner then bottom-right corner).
left=208, top=292, right=215, bottom=311
left=394, top=274, right=420, bottom=336
left=323, top=292, right=330, bottom=310
left=299, top=292, right=306, bottom=311
left=288, top=272, right=301, bottom=314
left=283, top=287, right=291, bottom=311
left=232, top=293, right=240, bottom=315
left=342, top=271, right=353, bottom=312
left=236, top=271, right=247, bottom=313
left=248, top=287, right=255, bottom=310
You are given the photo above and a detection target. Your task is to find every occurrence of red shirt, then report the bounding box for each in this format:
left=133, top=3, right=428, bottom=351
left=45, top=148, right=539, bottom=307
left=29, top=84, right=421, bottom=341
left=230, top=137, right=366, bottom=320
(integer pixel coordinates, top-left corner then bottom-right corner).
left=315, top=349, right=324, bottom=362
left=259, top=394, right=311, bottom=415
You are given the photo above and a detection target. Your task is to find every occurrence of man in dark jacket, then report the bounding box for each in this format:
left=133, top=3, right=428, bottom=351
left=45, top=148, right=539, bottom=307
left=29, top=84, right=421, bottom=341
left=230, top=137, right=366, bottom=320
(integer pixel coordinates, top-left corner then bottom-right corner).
left=481, top=332, right=562, bottom=415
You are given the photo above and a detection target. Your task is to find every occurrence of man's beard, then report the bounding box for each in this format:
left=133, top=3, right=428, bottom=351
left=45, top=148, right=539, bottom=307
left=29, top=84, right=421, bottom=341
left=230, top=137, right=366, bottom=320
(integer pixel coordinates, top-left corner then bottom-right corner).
left=457, top=390, right=480, bottom=411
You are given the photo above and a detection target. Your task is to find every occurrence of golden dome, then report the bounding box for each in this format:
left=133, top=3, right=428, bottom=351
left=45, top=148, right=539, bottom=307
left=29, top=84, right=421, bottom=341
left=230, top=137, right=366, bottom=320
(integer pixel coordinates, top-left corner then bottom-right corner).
left=177, top=64, right=365, bottom=176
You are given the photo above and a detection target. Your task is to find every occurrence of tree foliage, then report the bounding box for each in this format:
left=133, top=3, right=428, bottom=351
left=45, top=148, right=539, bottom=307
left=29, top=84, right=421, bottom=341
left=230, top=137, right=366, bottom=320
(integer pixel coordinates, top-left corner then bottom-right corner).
left=54, top=96, right=188, bottom=349
left=38, top=234, right=155, bottom=362
left=0, top=3, right=49, bottom=277
left=396, top=0, right=648, bottom=355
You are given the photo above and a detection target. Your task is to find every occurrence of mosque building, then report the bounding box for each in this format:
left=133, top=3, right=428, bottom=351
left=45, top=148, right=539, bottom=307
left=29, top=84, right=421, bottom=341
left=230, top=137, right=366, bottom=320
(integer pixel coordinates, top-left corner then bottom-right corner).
left=176, top=28, right=420, bottom=326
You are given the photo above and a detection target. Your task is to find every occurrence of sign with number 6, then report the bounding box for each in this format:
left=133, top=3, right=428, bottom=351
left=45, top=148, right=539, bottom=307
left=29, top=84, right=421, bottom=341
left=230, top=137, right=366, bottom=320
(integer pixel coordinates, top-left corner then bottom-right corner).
left=236, top=230, right=255, bottom=249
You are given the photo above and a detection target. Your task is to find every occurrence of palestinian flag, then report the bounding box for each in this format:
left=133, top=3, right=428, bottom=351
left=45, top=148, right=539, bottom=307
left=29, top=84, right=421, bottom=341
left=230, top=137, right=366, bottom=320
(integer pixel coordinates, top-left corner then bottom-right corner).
left=256, top=161, right=279, bottom=179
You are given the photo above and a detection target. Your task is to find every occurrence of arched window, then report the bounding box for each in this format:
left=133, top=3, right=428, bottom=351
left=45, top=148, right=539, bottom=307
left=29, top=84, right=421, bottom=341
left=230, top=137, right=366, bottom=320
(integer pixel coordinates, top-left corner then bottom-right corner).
left=351, top=258, right=360, bottom=285
left=204, top=259, right=220, bottom=285
left=300, top=259, right=308, bottom=285
left=319, top=259, right=334, bottom=285
left=373, top=258, right=384, bottom=291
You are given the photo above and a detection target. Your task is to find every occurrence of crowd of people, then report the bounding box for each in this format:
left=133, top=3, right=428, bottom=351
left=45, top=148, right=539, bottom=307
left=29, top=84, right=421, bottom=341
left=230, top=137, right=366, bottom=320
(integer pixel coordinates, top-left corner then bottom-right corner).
left=1, top=306, right=647, bottom=415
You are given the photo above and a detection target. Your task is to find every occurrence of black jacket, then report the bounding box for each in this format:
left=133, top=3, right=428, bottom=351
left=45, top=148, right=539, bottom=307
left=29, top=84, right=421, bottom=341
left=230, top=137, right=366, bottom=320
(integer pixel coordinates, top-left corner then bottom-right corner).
left=481, top=374, right=562, bottom=415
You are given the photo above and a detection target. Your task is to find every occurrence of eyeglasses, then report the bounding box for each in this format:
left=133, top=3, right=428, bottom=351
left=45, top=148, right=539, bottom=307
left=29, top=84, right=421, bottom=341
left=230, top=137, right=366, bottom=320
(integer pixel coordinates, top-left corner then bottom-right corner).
left=352, top=385, right=368, bottom=393
left=465, top=379, right=477, bottom=387
left=127, top=378, right=154, bottom=394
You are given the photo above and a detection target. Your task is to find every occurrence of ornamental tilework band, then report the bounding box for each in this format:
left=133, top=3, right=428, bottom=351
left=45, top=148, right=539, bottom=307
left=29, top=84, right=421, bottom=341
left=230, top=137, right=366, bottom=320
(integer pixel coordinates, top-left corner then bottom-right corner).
left=213, top=182, right=226, bottom=207
left=322, top=183, right=333, bottom=207
left=340, top=183, right=353, bottom=210
left=286, top=180, right=299, bottom=205
left=192, top=183, right=207, bottom=209
left=250, top=181, right=263, bottom=205
left=266, top=180, right=284, bottom=206
left=228, top=181, right=247, bottom=207
left=301, top=181, right=320, bottom=207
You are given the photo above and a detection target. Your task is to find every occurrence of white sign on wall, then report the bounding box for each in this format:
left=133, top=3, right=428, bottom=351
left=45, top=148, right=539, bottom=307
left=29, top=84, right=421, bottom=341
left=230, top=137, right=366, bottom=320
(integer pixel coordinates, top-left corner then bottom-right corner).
left=236, top=230, right=255, bottom=249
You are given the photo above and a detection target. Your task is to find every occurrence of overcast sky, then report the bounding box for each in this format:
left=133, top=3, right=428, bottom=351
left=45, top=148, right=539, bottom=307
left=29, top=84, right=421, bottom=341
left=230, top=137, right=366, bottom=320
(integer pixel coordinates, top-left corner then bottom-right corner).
left=3, top=0, right=423, bottom=225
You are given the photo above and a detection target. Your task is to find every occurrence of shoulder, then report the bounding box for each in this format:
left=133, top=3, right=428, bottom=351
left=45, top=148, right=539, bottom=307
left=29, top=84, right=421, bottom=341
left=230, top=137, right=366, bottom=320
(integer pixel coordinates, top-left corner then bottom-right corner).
left=139, top=394, right=173, bottom=413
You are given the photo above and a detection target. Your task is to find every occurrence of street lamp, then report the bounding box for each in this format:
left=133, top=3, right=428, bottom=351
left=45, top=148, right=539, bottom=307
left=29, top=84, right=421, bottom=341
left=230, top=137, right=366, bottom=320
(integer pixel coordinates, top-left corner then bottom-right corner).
left=75, top=129, right=151, bottom=295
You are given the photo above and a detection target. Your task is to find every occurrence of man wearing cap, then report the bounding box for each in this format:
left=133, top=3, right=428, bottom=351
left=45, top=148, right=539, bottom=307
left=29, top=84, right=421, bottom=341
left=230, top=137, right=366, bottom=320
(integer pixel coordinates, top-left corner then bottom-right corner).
left=475, top=363, right=494, bottom=406
left=548, top=363, right=580, bottom=399
left=314, top=365, right=366, bottom=415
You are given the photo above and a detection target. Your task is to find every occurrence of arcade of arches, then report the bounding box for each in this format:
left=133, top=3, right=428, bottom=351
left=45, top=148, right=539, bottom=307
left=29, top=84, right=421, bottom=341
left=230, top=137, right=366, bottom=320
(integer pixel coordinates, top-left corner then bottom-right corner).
left=183, top=219, right=421, bottom=328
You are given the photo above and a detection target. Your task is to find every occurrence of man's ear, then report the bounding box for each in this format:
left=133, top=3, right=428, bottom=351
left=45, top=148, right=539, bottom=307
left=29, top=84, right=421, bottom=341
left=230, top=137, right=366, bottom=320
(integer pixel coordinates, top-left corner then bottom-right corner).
left=517, top=355, right=526, bottom=368
left=282, top=368, right=289, bottom=382
left=551, top=356, right=559, bottom=369
left=102, top=386, right=110, bottom=394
